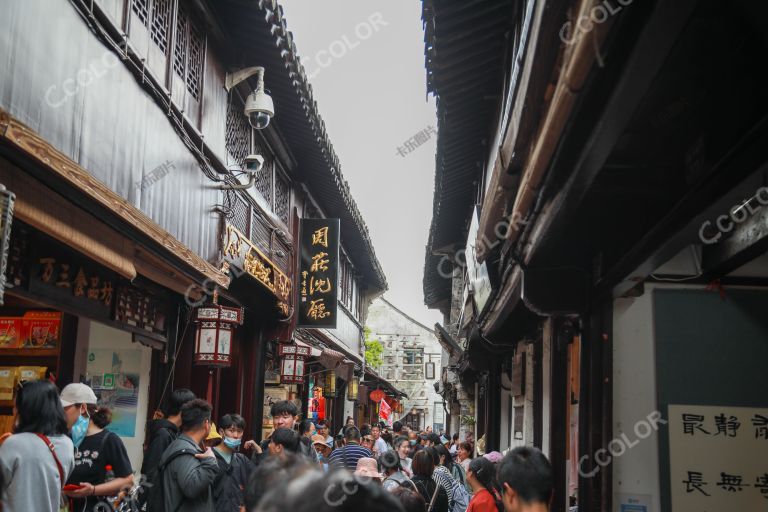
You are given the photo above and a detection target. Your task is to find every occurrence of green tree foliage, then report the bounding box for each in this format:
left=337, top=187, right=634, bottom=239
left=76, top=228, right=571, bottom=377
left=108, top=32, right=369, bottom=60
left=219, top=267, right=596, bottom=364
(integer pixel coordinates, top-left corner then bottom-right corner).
left=364, top=326, right=384, bottom=370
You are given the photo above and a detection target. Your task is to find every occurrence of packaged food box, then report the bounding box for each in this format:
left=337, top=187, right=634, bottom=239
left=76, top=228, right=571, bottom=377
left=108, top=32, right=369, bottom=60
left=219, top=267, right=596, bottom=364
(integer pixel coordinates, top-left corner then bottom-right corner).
left=0, top=319, right=21, bottom=349
left=0, top=368, right=16, bottom=401
left=17, top=366, right=47, bottom=382
left=21, top=312, right=61, bottom=349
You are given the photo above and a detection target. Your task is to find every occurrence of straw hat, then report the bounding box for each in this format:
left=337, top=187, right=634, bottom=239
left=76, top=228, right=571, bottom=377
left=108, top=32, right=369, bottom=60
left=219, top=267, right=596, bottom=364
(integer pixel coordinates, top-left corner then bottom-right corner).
left=354, top=457, right=383, bottom=479
left=312, top=434, right=332, bottom=449
left=206, top=422, right=222, bottom=445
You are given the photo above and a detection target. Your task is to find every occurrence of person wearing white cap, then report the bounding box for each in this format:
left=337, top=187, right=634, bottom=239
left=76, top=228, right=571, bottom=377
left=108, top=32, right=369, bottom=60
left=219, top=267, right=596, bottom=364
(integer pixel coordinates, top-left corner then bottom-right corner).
left=59, top=383, right=134, bottom=510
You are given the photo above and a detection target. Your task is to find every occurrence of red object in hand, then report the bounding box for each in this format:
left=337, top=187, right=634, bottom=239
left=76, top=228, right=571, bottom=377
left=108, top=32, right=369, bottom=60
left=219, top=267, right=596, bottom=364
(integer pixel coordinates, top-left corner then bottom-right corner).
left=63, top=484, right=85, bottom=491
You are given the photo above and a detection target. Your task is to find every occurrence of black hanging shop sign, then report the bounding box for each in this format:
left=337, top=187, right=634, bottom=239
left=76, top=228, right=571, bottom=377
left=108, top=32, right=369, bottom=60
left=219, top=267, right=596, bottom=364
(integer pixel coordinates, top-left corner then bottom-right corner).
left=7, top=222, right=171, bottom=343
left=297, top=218, right=340, bottom=328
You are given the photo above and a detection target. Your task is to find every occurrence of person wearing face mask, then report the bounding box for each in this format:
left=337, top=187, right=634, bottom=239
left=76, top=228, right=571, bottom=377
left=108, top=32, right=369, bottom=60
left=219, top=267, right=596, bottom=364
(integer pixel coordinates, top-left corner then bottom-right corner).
left=212, top=414, right=254, bottom=512
left=60, top=383, right=134, bottom=511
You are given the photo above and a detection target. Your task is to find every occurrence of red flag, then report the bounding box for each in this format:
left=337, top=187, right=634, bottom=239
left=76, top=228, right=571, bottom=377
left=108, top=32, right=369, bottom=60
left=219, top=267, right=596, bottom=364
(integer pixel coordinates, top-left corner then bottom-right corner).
left=379, top=398, right=392, bottom=425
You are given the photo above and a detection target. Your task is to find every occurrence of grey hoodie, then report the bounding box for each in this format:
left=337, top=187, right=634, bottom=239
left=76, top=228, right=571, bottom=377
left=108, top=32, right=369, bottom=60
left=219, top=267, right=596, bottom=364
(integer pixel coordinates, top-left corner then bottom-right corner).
left=0, top=433, right=75, bottom=512
left=160, top=433, right=219, bottom=512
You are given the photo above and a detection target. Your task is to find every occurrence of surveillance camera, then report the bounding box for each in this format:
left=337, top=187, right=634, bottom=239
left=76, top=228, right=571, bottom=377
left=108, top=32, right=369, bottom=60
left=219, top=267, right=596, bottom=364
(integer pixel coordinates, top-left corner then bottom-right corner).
left=243, top=154, right=264, bottom=173
left=244, top=88, right=274, bottom=130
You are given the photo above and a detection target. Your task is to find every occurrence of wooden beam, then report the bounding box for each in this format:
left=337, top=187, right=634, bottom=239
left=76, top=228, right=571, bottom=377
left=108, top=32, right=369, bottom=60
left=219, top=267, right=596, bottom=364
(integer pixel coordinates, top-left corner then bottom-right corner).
left=701, top=198, right=768, bottom=279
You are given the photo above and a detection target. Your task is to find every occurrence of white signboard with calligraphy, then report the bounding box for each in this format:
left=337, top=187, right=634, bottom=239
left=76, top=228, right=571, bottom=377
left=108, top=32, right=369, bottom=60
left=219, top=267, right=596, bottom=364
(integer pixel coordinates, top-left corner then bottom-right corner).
left=668, top=404, right=768, bottom=510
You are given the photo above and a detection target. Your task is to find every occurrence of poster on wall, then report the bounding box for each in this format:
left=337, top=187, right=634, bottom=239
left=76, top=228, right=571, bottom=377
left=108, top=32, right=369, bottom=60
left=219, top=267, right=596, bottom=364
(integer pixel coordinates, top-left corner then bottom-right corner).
left=308, top=378, right=326, bottom=422
left=668, top=404, right=768, bottom=510
left=85, top=349, right=141, bottom=437
left=263, top=386, right=289, bottom=438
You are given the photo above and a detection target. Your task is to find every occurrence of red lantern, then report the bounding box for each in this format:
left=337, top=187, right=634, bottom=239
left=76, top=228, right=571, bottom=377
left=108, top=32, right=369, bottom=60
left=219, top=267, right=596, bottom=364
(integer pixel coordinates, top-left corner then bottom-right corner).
left=278, top=343, right=310, bottom=384
left=369, top=389, right=385, bottom=402
left=193, top=301, right=243, bottom=367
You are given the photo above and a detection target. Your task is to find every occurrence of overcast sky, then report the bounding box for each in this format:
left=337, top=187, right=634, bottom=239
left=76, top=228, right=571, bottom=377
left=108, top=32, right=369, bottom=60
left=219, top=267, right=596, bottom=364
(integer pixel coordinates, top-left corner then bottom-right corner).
left=280, top=1, right=442, bottom=327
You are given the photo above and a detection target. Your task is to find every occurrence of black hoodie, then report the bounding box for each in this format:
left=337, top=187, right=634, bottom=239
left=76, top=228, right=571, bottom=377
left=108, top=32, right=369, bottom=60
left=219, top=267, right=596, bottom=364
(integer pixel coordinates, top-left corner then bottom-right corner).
left=141, top=418, right=180, bottom=475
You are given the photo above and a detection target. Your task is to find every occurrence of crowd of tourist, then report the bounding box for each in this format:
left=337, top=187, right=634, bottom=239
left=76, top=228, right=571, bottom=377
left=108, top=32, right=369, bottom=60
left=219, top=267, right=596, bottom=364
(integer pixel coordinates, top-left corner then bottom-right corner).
left=0, top=382, right=553, bottom=512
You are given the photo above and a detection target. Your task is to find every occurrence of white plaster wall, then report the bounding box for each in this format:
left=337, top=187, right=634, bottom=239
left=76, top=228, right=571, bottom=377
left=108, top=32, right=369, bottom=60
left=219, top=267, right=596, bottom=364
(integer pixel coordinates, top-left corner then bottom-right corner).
left=74, top=319, right=152, bottom=474
left=612, top=288, right=661, bottom=512
left=366, top=298, right=444, bottom=429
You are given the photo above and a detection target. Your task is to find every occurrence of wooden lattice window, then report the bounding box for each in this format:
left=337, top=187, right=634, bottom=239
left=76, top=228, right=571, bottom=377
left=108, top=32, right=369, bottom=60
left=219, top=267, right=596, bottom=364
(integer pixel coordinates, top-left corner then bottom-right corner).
left=131, top=0, right=149, bottom=26
left=274, top=172, right=290, bottom=225
left=230, top=193, right=250, bottom=237
left=173, top=6, right=203, bottom=100
left=173, top=6, right=186, bottom=77
left=187, top=23, right=203, bottom=100
left=225, top=98, right=251, bottom=168
left=252, top=138, right=273, bottom=204
left=251, top=210, right=271, bottom=255
left=150, top=0, right=171, bottom=53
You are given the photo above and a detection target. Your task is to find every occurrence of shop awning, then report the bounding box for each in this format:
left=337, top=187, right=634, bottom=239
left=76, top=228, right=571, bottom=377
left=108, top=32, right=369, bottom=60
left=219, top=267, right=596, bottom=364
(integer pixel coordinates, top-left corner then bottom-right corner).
left=363, top=367, right=409, bottom=399
left=294, top=339, right=322, bottom=358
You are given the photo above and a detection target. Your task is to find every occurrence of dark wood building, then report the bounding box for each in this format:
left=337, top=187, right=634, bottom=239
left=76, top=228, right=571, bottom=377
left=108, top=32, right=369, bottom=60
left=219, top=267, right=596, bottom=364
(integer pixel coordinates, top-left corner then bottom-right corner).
left=423, top=1, right=768, bottom=511
left=0, top=0, right=387, bottom=469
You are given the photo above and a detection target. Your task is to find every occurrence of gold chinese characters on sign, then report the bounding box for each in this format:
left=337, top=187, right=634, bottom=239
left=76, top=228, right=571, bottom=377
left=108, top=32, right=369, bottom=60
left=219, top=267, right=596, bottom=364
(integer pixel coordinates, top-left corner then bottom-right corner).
left=222, top=224, right=291, bottom=313
left=38, top=257, right=114, bottom=307
left=298, top=219, right=339, bottom=328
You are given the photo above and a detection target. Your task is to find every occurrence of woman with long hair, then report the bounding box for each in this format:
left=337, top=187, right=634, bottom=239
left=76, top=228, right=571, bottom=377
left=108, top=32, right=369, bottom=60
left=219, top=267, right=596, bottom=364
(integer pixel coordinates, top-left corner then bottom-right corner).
left=411, top=450, right=449, bottom=512
left=60, top=383, right=134, bottom=511
left=0, top=380, right=75, bottom=512
left=466, top=457, right=502, bottom=512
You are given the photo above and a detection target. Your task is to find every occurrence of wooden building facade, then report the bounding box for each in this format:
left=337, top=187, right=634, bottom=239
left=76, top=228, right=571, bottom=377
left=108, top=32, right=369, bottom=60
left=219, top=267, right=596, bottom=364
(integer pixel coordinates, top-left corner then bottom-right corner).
left=0, top=0, right=387, bottom=469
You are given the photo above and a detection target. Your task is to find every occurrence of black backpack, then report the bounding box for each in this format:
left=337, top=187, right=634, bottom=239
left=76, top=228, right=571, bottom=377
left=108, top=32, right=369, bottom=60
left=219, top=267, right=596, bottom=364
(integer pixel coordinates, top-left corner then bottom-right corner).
left=143, top=449, right=196, bottom=512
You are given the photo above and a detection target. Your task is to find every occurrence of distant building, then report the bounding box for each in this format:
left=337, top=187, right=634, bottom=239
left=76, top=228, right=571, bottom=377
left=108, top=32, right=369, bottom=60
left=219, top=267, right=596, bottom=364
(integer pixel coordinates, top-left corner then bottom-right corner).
left=366, top=298, right=445, bottom=432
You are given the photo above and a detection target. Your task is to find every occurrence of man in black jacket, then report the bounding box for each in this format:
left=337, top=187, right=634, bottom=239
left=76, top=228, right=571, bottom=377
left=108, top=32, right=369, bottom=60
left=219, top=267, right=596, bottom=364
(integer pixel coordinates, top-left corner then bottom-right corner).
left=212, top=414, right=254, bottom=512
left=139, top=388, right=195, bottom=506
left=160, top=399, right=220, bottom=512
left=142, top=389, right=196, bottom=472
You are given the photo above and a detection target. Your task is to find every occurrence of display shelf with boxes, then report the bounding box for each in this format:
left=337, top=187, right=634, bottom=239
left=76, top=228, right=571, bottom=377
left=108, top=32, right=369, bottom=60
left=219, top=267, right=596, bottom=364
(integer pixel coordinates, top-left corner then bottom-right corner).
left=0, top=294, right=78, bottom=421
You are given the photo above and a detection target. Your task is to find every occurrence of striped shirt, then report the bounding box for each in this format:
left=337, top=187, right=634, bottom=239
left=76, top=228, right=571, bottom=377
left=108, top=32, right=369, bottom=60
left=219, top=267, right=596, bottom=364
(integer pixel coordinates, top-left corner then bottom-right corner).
left=328, top=444, right=373, bottom=471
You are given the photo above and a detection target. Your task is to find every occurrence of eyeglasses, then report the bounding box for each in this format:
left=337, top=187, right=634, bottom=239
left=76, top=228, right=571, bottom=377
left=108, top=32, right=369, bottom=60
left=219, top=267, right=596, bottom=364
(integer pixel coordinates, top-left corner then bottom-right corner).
left=363, top=436, right=373, bottom=442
